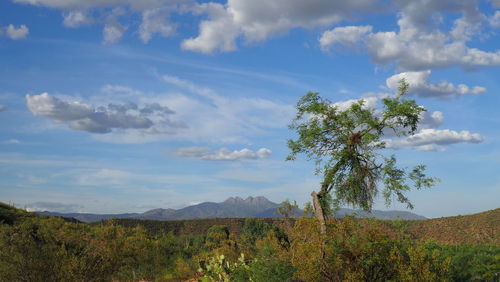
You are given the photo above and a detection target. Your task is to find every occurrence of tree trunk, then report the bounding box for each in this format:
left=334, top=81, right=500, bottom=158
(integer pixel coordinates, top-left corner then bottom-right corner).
left=311, top=191, right=327, bottom=235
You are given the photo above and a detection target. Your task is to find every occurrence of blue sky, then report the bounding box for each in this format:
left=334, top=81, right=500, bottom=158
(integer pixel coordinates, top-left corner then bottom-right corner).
left=0, top=0, right=499, bottom=218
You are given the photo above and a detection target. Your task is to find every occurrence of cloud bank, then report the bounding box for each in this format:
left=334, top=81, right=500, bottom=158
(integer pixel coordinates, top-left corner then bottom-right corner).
left=182, top=0, right=379, bottom=53
left=320, top=1, right=500, bottom=70
left=26, top=93, right=180, bottom=134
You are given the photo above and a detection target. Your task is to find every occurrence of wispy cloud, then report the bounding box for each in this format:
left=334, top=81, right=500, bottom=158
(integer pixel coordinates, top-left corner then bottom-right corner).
left=2, top=139, right=21, bottom=144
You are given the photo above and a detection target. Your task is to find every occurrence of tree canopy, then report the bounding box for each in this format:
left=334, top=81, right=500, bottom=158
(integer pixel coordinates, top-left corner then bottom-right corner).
left=287, top=80, right=438, bottom=215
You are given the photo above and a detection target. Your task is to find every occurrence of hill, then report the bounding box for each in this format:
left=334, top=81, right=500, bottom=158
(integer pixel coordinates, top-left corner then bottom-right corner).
left=100, top=208, right=499, bottom=246
left=404, top=208, right=500, bottom=245
left=36, top=196, right=425, bottom=222
left=3, top=201, right=499, bottom=245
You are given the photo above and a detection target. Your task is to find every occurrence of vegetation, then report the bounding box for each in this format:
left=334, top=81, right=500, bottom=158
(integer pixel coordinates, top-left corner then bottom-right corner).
left=0, top=202, right=498, bottom=281
left=287, top=80, right=437, bottom=234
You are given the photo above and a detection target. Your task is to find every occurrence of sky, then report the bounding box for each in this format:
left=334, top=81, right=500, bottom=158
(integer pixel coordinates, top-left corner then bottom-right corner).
left=0, top=0, right=499, bottom=218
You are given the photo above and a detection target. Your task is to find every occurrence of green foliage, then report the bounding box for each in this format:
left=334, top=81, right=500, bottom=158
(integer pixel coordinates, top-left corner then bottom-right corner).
left=288, top=217, right=452, bottom=282
left=245, top=260, right=295, bottom=282
left=0, top=202, right=31, bottom=224
left=198, top=253, right=249, bottom=282
left=287, top=79, right=438, bottom=212
left=205, top=225, right=230, bottom=249
left=276, top=199, right=299, bottom=218
left=198, top=253, right=295, bottom=282
left=0, top=203, right=496, bottom=281
left=240, top=219, right=289, bottom=253
left=425, top=244, right=500, bottom=281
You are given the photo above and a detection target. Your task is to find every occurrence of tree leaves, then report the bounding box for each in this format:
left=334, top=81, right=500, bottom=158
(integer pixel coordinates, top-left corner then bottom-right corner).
left=287, top=79, right=437, bottom=213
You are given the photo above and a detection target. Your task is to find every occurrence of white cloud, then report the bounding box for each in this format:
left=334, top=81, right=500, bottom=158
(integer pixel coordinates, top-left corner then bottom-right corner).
left=12, top=0, right=190, bottom=44
left=63, top=10, right=93, bottom=27
left=139, top=7, right=176, bottom=43
left=419, top=111, right=443, bottom=129
left=26, top=92, right=181, bottom=134
left=323, top=2, right=500, bottom=70
left=319, top=25, right=372, bottom=50
left=386, top=70, right=486, bottom=99
left=384, top=128, right=484, bottom=151
left=4, top=24, right=29, bottom=40
left=490, top=11, right=500, bottom=28
left=182, top=0, right=379, bottom=53
left=102, top=8, right=127, bottom=45
left=27, top=76, right=293, bottom=144
left=0, top=104, right=6, bottom=111
left=333, top=96, right=379, bottom=111
left=176, top=147, right=271, bottom=161
left=12, top=0, right=190, bottom=10
left=181, top=3, right=239, bottom=53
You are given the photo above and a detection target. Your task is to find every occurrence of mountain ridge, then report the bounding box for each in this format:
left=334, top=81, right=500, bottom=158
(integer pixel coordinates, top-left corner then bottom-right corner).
left=36, top=196, right=425, bottom=223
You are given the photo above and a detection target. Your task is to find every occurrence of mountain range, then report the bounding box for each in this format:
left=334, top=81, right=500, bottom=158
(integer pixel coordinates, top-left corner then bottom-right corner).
left=37, top=196, right=426, bottom=223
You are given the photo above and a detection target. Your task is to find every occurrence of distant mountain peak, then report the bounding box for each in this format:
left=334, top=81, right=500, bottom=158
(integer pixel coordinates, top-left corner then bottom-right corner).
left=223, top=196, right=274, bottom=206
left=223, top=197, right=244, bottom=204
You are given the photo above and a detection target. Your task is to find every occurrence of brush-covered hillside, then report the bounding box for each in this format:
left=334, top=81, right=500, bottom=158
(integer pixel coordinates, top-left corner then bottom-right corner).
left=102, top=207, right=500, bottom=246
left=405, top=208, right=500, bottom=245
left=1, top=202, right=499, bottom=281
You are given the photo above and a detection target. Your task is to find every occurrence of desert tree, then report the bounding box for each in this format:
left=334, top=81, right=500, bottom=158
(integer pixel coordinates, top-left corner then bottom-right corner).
left=287, top=80, right=437, bottom=234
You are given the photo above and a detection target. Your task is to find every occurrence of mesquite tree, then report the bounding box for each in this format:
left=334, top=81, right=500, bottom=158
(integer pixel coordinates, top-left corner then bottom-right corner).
left=287, top=80, right=437, bottom=234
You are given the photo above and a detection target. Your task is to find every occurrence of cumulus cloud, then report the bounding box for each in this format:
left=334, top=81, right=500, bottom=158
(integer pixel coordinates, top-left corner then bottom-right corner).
left=12, top=0, right=190, bottom=44
left=182, top=0, right=379, bottom=53
left=63, top=10, right=93, bottom=27
left=176, top=147, right=272, bottom=161
left=26, top=92, right=180, bottom=134
left=320, top=25, right=372, bottom=50
left=386, top=70, right=486, bottom=99
left=319, top=2, right=500, bottom=70
left=368, top=2, right=499, bottom=70
left=12, top=0, right=190, bottom=10
left=3, top=24, right=29, bottom=40
left=102, top=8, right=127, bottom=44
left=26, top=76, right=292, bottom=144
left=332, top=96, right=379, bottom=111
left=383, top=129, right=484, bottom=151
left=490, top=11, right=500, bottom=28
left=419, top=111, right=443, bottom=129
left=139, top=7, right=176, bottom=43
